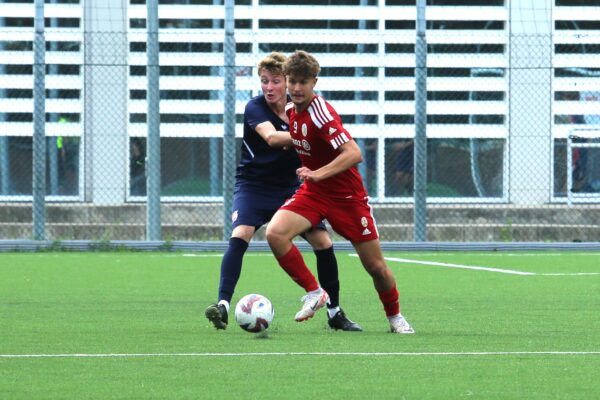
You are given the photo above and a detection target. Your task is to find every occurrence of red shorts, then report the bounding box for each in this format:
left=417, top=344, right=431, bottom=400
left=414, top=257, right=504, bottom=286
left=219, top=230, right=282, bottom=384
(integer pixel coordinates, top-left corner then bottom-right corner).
left=280, top=187, right=379, bottom=243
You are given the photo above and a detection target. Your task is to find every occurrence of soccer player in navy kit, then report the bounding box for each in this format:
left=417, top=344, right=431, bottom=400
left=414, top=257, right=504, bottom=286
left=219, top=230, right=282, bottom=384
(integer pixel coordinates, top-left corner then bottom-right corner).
left=266, top=50, right=414, bottom=333
left=205, top=52, right=361, bottom=331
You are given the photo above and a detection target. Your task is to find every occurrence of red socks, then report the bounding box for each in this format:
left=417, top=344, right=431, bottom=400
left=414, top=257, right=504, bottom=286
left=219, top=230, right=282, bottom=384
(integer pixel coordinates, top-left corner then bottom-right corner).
left=377, top=284, right=400, bottom=317
left=276, top=245, right=319, bottom=292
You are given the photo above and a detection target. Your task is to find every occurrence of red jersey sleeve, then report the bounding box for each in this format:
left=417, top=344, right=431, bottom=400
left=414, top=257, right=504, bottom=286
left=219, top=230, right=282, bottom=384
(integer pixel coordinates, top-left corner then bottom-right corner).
left=307, top=96, right=352, bottom=149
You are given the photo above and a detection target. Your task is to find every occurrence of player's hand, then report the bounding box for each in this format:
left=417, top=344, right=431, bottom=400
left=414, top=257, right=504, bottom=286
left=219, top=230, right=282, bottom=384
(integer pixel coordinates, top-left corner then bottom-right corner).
left=296, top=167, right=316, bottom=182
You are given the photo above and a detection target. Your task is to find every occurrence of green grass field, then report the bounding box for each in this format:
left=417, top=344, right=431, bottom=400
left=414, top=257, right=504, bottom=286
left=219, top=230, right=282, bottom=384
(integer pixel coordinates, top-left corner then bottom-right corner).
left=2, top=250, right=600, bottom=399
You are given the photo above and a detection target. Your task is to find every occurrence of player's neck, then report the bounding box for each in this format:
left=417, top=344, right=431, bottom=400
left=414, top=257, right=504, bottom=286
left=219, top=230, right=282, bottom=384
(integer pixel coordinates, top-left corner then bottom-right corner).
left=267, top=99, right=287, bottom=120
left=294, top=95, right=315, bottom=114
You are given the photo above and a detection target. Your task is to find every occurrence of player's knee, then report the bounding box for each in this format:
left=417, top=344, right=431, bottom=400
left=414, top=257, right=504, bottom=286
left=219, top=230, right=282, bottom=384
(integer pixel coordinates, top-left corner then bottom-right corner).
left=363, top=260, right=388, bottom=279
left=307, top=231, right=332, bottom=250
left=265, top=225, right=284, bottom=246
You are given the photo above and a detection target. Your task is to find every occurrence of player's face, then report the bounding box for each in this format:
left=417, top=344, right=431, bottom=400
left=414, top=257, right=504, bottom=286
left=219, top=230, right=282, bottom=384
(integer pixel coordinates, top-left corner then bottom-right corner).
left=286, top=74, right=317, bottom=111
left=260, top=69, right=286, bottom=107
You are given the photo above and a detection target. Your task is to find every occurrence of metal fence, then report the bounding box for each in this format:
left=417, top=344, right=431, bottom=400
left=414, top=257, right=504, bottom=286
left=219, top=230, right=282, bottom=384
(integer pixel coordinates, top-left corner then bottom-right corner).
left=1, top=0, right=600, bottom=247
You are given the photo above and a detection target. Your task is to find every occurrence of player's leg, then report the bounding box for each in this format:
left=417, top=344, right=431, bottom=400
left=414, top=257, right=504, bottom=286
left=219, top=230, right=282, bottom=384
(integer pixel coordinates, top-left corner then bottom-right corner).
left=325, top=196, right=413, bottom=333
left=205, top=224, right=254, bottom=330
left=353, top=239, right=414, bottom=334
left=304, top=227, right=362, bottom=331
left=266, top=209, right=329, bottom=321
left=220, top=225, right=255, bottom=302
left=206, top=187, right=278, bottom=330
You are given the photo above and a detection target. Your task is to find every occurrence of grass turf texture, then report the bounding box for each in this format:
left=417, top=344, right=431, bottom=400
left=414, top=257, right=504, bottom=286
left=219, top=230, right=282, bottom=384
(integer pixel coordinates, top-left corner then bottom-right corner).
left=1, top=251, right=600, bottom=399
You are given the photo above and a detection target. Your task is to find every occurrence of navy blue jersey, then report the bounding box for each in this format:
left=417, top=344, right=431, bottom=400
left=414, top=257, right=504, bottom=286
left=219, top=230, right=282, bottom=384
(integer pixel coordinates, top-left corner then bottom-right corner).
left=236, top=95, right=300, bottom=188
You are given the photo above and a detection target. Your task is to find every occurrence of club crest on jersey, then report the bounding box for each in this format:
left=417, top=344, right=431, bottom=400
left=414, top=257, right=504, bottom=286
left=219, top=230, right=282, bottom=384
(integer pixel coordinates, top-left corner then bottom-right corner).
left=302, top=123, right=308, bottom=137
left=361, top=217, right=368, bottom=227
left=232, top=210, right=238, bottom=222
left=302, top=140, right=311, bottom=151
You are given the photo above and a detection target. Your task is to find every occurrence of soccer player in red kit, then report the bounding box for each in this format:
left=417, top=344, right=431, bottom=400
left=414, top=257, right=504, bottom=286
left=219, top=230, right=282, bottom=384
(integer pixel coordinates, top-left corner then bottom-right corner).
left=266, top=50, right=414, bottom=333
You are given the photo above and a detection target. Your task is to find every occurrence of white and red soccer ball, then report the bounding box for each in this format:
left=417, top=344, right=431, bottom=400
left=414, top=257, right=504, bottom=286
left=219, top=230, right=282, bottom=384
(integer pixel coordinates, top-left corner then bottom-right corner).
left=234, top=294, right=274, bottom=333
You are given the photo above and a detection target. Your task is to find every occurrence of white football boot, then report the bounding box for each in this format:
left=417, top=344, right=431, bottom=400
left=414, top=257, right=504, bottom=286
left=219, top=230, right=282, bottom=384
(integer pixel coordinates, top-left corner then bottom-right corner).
left=389, top=314, right=415, bottom=334
left=294, top=288, right=329, bottom=322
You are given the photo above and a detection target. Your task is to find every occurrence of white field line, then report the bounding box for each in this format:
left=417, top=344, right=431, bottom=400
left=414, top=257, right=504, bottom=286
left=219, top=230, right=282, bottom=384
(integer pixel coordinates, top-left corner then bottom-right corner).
left=379, top=256, right=535, bottom=275
left=537, top=272, right=600, bottom=276
left=369, top=256, right=600, bottom=276
left=181, top=253, right=267, bottom=257
left=2, top=351, right=600, bottom=359
left=182, top=253, right=600, bottom=275
left=391, top=252, right=600, bottom=257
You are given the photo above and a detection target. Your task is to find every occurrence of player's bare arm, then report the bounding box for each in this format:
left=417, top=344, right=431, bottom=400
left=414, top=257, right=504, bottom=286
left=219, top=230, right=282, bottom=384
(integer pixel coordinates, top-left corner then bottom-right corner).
left=297, top=139, right=363, bottom=182
left=255, top=121, right=293, bottom=148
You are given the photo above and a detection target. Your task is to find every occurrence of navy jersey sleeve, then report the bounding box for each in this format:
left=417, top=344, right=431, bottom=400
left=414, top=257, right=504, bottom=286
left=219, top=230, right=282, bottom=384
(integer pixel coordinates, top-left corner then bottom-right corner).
left=245, top=99, right=272, bottom=130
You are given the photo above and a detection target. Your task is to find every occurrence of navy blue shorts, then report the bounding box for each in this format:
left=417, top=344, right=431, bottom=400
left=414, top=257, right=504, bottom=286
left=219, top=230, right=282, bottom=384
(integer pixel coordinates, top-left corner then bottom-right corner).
left=230, top=183, right=326, bottom=232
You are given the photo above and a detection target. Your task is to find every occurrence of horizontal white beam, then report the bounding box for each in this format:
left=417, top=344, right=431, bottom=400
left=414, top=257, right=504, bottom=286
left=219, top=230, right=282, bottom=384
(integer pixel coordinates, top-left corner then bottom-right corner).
left=553, top=7, right=600, bottom=21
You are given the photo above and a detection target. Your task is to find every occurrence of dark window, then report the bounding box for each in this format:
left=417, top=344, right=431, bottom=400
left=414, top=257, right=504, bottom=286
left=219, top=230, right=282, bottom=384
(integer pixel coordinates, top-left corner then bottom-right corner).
left=429, top=44, right=504, bottom=54
left=555, top=44, right=600, bottom=53
left=261, top=0, right=376, bottom=4
left=339, top=115, right=378, bottom=124
left=130, top=18, right=145, bottom=29
left=46, top=89, right=80, bottom=99
left=130, top=42, right=146, bottom=52
left=130, top=65, right=146, bottom=75
left=320, top=67, right=377, bottom=77
left=0, top=41, right=32, bottom=51
left=427, top=0, right=504, bottom=4
left=429, top=20, right=504, bottom=30
left=556, top=0, right=600, bottom=5
left=46, top=113, right=80, bottom=122
left=385, top=43, right=414, bottom=53
left=259, top=43, right=378, bottom=53
left=0, top=136, right=81, bottom=197
left=385, top=91, right=414, bottom=101
left=385, top=68, right=414, bottom=77
left=46, top=42, right=80, bottom=52
left=45, top=18, right=80, bottom=28
left=556, top=20, right=600, bottom=30
left=4, top=65, right=33, bottom=74
left=2, top=18, right=33, bottom=27
left=3, top=89, right=33, bottom=98
left=385, top=20, right=415, bottom=30
left=320, top=91, right=378, bottom=101
left=130, top=90, right=213, bottom=100
left=555, top=68, right=600, bottom=77
left=385, top=115, right=414, bottom=124
left=160, top=66, right=211, bottom=76
left=3, top=112, right=32, bottom=122
left=260, top=20, right=377, bottom=30
left=160, top=19, right=217, bottom=29
left=130, top=0, right=251, bottom=4
left=46, top=65, right=80, bottom=75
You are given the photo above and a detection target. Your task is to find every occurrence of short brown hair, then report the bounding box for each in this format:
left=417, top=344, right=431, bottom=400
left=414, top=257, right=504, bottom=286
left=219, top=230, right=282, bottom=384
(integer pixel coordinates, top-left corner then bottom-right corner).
left=282, top=50, right=320, bottom=78
left=257, top=52, right=286, bottom=76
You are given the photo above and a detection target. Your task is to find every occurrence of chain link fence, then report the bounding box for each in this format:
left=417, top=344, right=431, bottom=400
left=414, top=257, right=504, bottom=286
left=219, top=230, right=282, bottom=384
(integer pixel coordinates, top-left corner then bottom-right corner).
left=1, top=0, right=600, bottom=246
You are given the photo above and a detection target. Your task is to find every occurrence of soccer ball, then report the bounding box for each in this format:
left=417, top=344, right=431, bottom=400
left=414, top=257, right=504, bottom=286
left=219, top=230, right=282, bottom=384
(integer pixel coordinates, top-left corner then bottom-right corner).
left=234, top=294, right=274, bottom=333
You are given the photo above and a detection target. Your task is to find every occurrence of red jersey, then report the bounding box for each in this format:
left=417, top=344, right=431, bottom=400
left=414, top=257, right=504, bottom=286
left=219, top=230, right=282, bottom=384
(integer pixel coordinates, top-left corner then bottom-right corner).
left=286, top=95, right=367, bottom=199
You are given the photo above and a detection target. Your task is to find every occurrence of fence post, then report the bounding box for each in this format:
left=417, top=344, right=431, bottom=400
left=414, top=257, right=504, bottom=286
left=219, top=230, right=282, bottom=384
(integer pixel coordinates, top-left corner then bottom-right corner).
left=146, top=0, right=161, bottom=241
left=414, top=0, right=428, bottom=242
left=222, top=0, right=236, bottom=240
left=32, top=0, right=46, bottom=241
